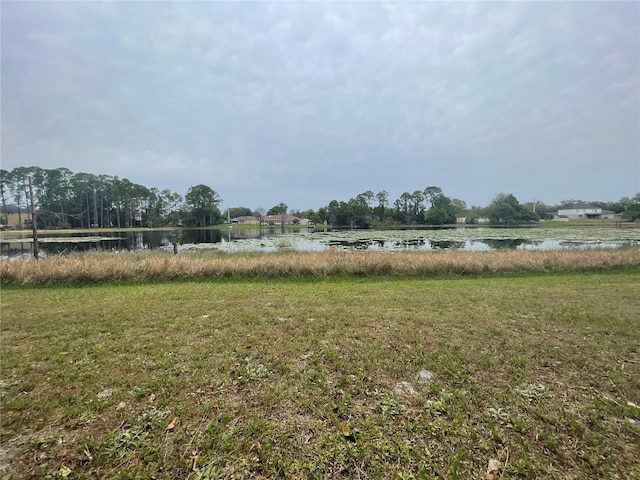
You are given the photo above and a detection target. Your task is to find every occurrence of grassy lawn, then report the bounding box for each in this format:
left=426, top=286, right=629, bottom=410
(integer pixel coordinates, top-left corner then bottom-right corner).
left=1, top=271, right=639, bottom=479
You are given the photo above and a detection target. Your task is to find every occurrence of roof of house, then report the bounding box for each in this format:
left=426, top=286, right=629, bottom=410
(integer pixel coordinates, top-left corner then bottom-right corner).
left=558, top=203, right=597, bottom=210
left=262, top=214, right=300, bottom=222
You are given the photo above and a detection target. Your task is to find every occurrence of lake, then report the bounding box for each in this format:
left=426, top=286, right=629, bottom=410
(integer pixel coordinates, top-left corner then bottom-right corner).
left=1, top=225, right=639, bottom=258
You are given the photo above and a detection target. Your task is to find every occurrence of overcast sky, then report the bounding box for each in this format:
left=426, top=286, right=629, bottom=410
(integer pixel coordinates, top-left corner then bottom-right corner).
left=2, top=1, right=639, bottom=211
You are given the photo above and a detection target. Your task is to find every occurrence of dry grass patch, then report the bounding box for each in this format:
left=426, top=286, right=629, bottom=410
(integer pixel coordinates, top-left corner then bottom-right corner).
left=1, top=247, right=639, bottom=285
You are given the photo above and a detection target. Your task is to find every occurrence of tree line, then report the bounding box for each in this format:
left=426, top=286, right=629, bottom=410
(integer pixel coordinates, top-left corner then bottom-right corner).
left=273, top=192, right=640, bottom=226
left=1, top=166, right=639, bottom=229
left=0, top=166, right=221, bottom=229
left=306, top=188, right=468, bottom=227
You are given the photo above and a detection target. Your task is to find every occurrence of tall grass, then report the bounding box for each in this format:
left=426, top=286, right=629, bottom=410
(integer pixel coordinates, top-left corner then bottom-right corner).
left=1, top=247, right=639, bottom=285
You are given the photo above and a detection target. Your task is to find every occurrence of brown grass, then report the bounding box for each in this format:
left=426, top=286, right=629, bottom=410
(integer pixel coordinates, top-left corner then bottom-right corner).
left=1, top=248, right=639, bottom=285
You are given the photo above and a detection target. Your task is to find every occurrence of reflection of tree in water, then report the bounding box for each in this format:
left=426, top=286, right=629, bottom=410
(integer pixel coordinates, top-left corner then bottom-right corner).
left=198, top=229, right=209, bottom=243
left=0, top=241, right=30, bottom=258
left=21, top=229, right=637, bottom=256
left=481, top=238, right=528, bottom=250
left=38, top=242, right=90, bottom=255
left=326, top=240, right=371, bottom=250
left=231, top=228, right=262, bottom=239
left=127, top=231, right=145, bottom=249
left=179, top=228, right=223, bottom=244
left=429, top=240, right=466, bottom=250
left=167, top=229, right=183, bottom=255
left=38, top=238, right=124, bottom=255
left=395, top=238, right=426, bottom=249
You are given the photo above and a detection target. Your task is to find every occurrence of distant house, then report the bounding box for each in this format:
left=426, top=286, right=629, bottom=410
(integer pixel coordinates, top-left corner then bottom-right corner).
left=599, top=210, right=620, bottom=220
left=0, top=205, right=30, bottom=229
left=556, top=204, right=621, bottom=220
left=232, top=216, right=259, bottom=225
left=456, top=217, right=490, bottom=224
left=261, top=214, right=300, bottom=225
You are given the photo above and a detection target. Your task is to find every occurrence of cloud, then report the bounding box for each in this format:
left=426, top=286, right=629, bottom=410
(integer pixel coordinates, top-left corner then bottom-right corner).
left=1, top=1, right=638, bottom=208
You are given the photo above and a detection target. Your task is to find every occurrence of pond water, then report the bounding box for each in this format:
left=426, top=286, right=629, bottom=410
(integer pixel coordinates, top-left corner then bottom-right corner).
left=1, top=226, right=639, bottom=257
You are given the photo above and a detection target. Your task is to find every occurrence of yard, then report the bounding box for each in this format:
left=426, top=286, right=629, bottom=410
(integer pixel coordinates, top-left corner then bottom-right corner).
left=1, top=269, right=639, bottom=478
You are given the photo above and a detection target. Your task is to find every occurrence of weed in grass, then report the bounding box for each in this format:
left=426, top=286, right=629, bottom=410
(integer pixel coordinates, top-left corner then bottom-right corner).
left=487, top=407, right=509, bottom=422
left=509, top=415, right=526, bottom=433
left=379, top=395, right=407, bottom=416
left=192, top=462, right=221, bottom=480
left=516, top=382, right=551, bottom=402
left=106, top=426, right=148, bottom=458
left=129, top=386, right=150, bottom=400
left=137, top=406, right=170, bottom=428
left=234, top=355, right=271, bottom=384
left=447, top=451, right=465, bottom=480
left=68, top=411, right=95, bottom=429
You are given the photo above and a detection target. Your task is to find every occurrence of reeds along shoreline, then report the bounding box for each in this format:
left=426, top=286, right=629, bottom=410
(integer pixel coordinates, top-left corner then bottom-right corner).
left=1, top=248, right=639, bottom=285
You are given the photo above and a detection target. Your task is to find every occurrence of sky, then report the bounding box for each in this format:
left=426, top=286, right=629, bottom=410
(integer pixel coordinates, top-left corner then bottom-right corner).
left=1, top=1, right=639, bottom=211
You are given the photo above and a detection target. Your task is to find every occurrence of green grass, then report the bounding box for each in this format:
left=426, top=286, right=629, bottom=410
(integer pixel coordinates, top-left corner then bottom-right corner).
left=533, top=220, right=637, bottom=228
left=1, top=272, right=640, bottom=478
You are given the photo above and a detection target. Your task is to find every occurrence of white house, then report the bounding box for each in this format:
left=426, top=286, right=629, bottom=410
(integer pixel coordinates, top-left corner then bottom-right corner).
left=556, top=204, right=619, bottom=220
left=260, top=215, right=314, bottom=226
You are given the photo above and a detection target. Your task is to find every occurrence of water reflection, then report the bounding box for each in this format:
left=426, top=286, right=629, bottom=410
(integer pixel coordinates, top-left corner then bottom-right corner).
left=326, top=239, right=370, bottom=249
left=2, top=226, right=637, bottom=257
left=395, top=238, right=427, bottom=249
left=430, top=240, right=466, bottom=250
left=1, top=227, right=315, bottom=256
left=481, top=238, right=527, bottom=250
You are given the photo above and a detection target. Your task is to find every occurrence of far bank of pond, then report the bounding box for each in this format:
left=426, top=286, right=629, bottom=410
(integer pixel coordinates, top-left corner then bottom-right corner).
left=1, top=224, right=639, bottom=258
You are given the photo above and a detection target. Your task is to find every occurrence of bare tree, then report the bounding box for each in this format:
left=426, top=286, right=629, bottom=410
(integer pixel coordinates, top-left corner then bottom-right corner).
left=254, top=207, right=266, bottom=224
